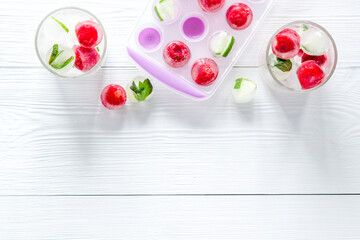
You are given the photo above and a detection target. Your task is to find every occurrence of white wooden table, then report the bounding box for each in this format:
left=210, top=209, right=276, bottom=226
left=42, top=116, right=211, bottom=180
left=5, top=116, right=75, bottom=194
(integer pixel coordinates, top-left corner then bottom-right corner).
left=1, top=0, right=360, bottom=239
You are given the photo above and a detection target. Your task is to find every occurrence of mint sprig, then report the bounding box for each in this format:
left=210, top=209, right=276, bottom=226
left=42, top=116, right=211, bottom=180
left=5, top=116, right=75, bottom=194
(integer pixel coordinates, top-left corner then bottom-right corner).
left=274, top=58, right=292, bottom=72
left=130, top=78, right=153, bottom=101
left=51, top=16, right=69, bottom=33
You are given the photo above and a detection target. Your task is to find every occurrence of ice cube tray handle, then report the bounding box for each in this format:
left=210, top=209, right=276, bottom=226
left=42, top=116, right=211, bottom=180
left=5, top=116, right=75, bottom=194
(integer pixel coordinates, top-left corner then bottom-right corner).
left=127, top=47, right=207, bottom=99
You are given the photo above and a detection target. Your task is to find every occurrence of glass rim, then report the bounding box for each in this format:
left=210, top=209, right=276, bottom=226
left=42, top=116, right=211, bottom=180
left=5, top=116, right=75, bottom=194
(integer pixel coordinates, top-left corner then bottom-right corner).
left=35, top=6, right=107, bottom=78
left=265, top=20, right=338, bottom=92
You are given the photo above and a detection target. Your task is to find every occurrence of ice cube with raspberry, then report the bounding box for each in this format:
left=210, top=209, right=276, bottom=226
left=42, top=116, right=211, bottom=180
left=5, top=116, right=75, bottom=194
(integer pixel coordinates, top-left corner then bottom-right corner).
left=101, top=84, right=127, bottom=110
left=226, top=3, right=253, bottom=30
left=75, top=20, right=103, bottom=48
left=271, top=28, right=301, bottom=60
left=198, top=0, right=225, bottom=13
left=191, top=58, right=219, bottom=86
left=297, top=60, right=325, bottom=90
left=301, top=52, right=327, bottom=67
left=163, top=41, right=191, bottom=68
left=73, top=45, right=100, bottom=72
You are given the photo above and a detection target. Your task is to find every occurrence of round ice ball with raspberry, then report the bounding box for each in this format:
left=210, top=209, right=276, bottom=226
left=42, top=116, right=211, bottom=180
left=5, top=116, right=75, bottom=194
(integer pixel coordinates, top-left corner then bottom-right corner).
left=75, top=20, right=104, bottom=48
left=198, top=0, right=225, bottom=13
left=73, top=45, right=100, bottom=72
left=297, top=60, right=325, bottom=90
left=301, top=28, right=330, bottom=56
left=101, top=84, right=127, bottom=110
left=226, top=3, right=253, bottom=30
left=301, top=52, right=327, bottom=67
left=191, top=58, right=219, bottom=86
left=271, top=28, right=301, bottom=60
left=163, top=41, right=191, bottom=68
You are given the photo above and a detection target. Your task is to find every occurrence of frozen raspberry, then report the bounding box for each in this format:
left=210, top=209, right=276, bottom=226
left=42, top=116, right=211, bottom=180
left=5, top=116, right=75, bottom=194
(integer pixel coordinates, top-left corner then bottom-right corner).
left=75, top=20, right=103, bottom=48
left=301, top=53, right=327, bottom=67
left=198, top=0, right=225, bottom=12
left=191, top=58, right=219, bottom=86
left=226, top=3, right=253, bottom=30
left=297, top=49, right=304, bottom=57
left=271, top=28, right=300, bottom=60
left=101, top=84, right=127, bottom=110
left=73, top=45, right=100, bottom=72
left=297, top=60, right=325, bottom=90
left=163, top=41, right=191, bottom=68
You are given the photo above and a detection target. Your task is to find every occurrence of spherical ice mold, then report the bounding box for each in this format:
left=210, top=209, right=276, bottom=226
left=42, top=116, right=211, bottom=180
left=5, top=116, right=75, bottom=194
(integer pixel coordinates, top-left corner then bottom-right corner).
left=127, top=0, right=274, bottom=101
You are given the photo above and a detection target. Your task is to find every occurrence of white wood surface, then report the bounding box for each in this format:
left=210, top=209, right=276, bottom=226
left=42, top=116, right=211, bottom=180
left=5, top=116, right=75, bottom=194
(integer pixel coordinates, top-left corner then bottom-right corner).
left=1, top=196, right=360, bottom=240
left=1, top=0, right=360, bottom=238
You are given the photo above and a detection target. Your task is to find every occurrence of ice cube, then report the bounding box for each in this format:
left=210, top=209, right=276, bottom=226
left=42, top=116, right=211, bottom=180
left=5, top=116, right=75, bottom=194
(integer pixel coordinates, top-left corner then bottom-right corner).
left=46, top=44, right=75, bottom=74
left=37, top=31, right=53, bottom=60
left=68, top=29, right=79, bottom=45
left=268, top=53, right=293, bottom=81
left=43, top=16, right=69, bottom=42
left=73, top=45, right=100, bottom=72
left=301, top=28, right=330, bottom=56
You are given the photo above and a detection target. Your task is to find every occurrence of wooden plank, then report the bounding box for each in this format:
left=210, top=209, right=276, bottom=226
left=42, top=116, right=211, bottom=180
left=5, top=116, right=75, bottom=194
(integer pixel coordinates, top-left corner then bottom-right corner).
left=1, top=196, right=360, bottom=239
left=0, top=0, right=358, bottom=67
left=0, top=67, right=359, bottom=195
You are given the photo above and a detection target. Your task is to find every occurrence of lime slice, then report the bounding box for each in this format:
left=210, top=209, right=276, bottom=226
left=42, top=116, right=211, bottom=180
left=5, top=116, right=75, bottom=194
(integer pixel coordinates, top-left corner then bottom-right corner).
left=222, top=36, right=235, bottom=57
left=209, top=31, right=235, bottom=58
left=154, top=6, right=164, bottom=21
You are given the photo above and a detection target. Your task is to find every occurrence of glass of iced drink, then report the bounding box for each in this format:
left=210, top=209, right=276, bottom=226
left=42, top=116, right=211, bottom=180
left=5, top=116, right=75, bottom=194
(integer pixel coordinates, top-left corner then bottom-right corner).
left=259, top=21, right=337, bottom=91
left=35, top=7, right=107, bottom=78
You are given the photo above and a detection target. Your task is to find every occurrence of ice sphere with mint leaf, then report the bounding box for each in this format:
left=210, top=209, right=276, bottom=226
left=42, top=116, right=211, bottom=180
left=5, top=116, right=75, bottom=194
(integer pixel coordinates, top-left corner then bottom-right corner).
left=125, top=76, right=154, bottom=102
left=46, top=44, right=75, bottom=74
left=268, top=53, right=294, bottom=81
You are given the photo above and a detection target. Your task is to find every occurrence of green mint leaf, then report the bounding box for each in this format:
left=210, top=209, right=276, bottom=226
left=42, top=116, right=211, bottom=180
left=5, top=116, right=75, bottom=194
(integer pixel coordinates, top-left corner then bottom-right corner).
left=96, top=47, right=100, bottom=52
left=302, top=24, right=309, bottom=31
left=49, top=44, right=59, bottom=64
left=51, top=56, right=74, bottom=69
left=130, top=81, right=140, bottom=94
left=130, top=78, right=153, bottom=101
left=141, top=79, right=153, bottom=99
left=51, top=16, right=69, bottom=33
left=274, top=58, right=292, bottom=72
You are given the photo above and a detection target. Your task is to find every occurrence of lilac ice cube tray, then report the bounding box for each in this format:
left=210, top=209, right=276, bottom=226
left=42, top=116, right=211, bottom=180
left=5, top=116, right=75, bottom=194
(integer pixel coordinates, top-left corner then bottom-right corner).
left=127, top=0, right=274, bottom=100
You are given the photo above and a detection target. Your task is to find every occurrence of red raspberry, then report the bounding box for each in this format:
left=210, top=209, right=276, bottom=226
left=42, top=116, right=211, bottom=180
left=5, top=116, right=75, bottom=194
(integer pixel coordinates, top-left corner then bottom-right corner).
left=271, top=28, right=300, bottom=60
left=75, top=20, right=103, bottom=48
left=297, top=60, right=325, bottom=90
left=101, top=84, right=127, bottom=110
left=73, top=45, right=100, bottom=72
left=163, top=41, right=191, bottom=68
left=191, top=58, right=219, bottom=86
left=302, top=53, right=327, bottom=67
left=226, top=3, right=253, bottom=30
left=198, top=0, right=225, bottom=12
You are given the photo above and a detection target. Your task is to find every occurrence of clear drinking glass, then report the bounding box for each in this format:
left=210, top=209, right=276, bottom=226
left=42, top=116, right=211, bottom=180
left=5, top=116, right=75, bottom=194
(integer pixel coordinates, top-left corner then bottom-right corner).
left=259, top=21, right=337, bottom=92
left=35, top=7, right=107, bottom=78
